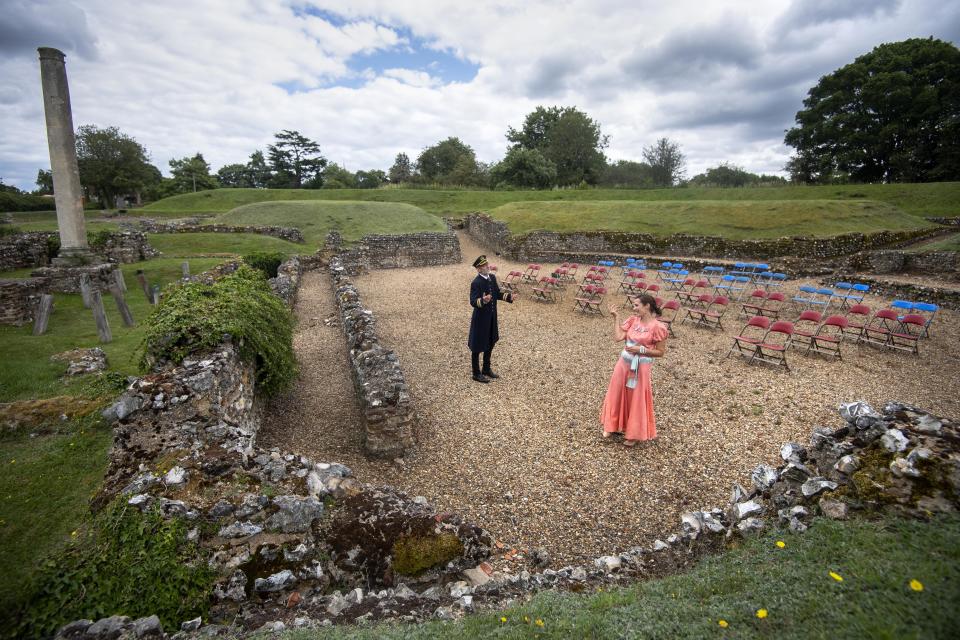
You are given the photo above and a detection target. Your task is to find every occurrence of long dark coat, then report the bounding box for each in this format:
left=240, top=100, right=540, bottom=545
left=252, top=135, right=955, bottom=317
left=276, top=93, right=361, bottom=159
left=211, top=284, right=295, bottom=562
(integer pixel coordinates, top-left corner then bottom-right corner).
left=468, top=274, right=511, bottom=353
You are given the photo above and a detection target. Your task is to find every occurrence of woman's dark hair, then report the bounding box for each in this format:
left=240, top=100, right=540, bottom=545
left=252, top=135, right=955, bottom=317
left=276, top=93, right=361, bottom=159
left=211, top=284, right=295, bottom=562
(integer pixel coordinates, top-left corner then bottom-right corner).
left=636, top=293, right=662, bottom=316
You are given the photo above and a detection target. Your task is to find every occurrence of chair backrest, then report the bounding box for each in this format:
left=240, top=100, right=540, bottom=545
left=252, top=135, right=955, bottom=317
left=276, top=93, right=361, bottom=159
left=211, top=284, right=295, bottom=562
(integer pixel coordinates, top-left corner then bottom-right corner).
left=768, top=292, right=786, bottom=303
left=581, top=284, right=595, bottom=294
left=662, top=299, right=681, bottom=311
left=746, top=315, right=771, bottom=330
left=913, top=302, right=938, bottom=314
left=823, top=315, right=848, bottom=329
left=755, top=263, right=770, bottom=271
left=661, top=261, right=673, bottom=268
left=847, top=304, right=871, bottom=317
left=682, top=278, right=695, bottom=287
left=508, top=270, right=522, bottom=278
left=798, top=285, right=817, bottom=294
left=595, top=287, right=607, bottom=296
left=645, top=283, right=660, bottom=293
left=654, top=296, right=664, bottom=307
left=816, top=288, right=834, bottom=297
left=852, top=283, right=869, bottom=293
left=712, top=296, right=730, bottom=307
left=693, top=279, right=709, bottom=289
left=734, top=262, right=747, bottom=269
left=891, top=300, right=913, bottom=311
left=835, top=282, right=853, bottom=291
left=569, top=263, right=579, bottom=269
left=874, top=309, right=899, bottom=322
left=901, top=314, right=925, bottom=327
left=720, top=275, right=735, bottom=283
left=673, top=263, right=684, bottom=269
left=735, top=276, right=750, bottom=284
left=772, top=273, right=788, bottom=281
left=695, top=294, right=714, bottom=305
left=798, top=310, right=822, bottom=323
left=634, top=281, right=648, bottom=291
left=770, top=321, right=794, bottom=335
left=749, top=289, right=767, bottom=300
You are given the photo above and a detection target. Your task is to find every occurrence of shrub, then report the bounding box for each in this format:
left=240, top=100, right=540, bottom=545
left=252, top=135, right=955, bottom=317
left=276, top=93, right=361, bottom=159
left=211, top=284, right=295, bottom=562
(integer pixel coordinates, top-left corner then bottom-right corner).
left=139, top=264, right=296, bottom=397
left=0, top=191, right=56, bottom=212
left=10, top=499, right=215, bottom=639
left=0, top=225, right=23, bottom=237
left=243, top=250, right=287, bottom=279
left=87, top=230, right=113, bottom=248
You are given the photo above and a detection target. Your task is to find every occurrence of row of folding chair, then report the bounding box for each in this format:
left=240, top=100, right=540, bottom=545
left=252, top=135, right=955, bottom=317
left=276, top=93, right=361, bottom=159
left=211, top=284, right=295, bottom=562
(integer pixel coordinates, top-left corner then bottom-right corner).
left=677, top=295, right=731, bottom=330
left=573, top=284, right=607, bottom=314
left=890, top=300, right=938, bottom=338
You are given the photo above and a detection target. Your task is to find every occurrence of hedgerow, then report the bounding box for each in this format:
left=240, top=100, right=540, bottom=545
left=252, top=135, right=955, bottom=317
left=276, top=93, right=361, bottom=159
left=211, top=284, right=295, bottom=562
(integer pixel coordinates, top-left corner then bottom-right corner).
left=139, top=264, right=296, bottom=397
left=243, top=250, right=287, bottom=279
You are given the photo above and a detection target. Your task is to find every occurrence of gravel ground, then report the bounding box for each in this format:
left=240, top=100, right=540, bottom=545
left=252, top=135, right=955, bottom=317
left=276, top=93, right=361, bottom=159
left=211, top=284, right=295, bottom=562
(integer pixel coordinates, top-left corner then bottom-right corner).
left=260, top=232, right=960, bottom=567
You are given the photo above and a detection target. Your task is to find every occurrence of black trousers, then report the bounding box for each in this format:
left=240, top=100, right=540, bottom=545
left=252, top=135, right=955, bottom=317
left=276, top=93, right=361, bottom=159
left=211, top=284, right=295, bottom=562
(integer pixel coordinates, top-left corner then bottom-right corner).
left=471, top=348, right=493, bottom=375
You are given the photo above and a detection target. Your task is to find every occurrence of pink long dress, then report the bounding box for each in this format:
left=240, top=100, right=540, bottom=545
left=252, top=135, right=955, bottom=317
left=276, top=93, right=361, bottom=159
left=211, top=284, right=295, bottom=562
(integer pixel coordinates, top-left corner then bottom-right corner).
left=600, top=317, right=668, bottom=441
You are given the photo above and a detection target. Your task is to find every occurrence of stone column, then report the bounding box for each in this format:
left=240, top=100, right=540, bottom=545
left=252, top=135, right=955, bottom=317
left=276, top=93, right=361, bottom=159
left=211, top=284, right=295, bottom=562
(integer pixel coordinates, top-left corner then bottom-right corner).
left=38, top=47, right=92, bottom=265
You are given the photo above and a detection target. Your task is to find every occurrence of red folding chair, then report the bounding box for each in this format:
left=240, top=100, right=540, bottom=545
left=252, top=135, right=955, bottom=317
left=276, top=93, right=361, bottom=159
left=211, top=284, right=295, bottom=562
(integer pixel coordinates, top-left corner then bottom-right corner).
left=859, top=308, right=900, bottom=348
left=842, top=304, right=870, bottom=341
left=521, top=264, right=540, bottom=285
left=758, top=292, right=785, bottom=318
left=700, top=296, right=730, bottom=330
left=502, top=270, right=523, bottom=294
left=808, top=315, right=848, bottom=359
left=791, top=310, right=823, bottom=349
left=676, top=279, right=709, bottom=304
left=531, top=276, right=560, bottom=303
left=680, top=294, right=714, bottom=325
left=728, top=315, right=771, bottom=360
left=740, top=289, right=769, bottom=317
left=660, top=299, right=681, bottom=337
left=752, top=321, right=794, bottom=370
left=889, top=314, right=924, bottom=355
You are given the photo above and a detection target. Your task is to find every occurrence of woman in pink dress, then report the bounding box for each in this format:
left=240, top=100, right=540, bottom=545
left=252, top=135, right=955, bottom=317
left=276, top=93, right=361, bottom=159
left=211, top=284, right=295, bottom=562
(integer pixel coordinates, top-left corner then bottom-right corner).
left=600, top=293, right=669, bottom=447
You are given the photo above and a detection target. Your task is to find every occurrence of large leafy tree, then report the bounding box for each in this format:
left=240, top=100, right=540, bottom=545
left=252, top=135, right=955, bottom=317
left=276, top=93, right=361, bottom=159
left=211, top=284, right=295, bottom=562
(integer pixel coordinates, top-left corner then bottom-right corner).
left=506, top=106, right=608, bottom=186
left=169, top=153, right=218, bottom=193
left=784, top=38, right=960, bottom=183
left=35, top=169, right=54, bottom=195
left=416, top=137, right=483, bottom=185
left=642, top=138, right=686, bottom=187
left=598, top=160, right=654, bottom=188
left=216, top=163, right=251, bottom=188
left=388, top=152, right=413, bottom=183
left=76, top=125, right=157, bottom=208
left=267, top=130, right=327, bottom=188
left=489, top=147, right=557, bottom=188
left=355, top=169, right=387, bottom=189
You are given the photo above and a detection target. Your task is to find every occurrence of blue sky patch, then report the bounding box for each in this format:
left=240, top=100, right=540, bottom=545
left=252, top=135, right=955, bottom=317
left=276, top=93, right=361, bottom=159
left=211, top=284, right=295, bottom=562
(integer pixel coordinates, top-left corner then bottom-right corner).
left=349, top=28, right=479, bottom=85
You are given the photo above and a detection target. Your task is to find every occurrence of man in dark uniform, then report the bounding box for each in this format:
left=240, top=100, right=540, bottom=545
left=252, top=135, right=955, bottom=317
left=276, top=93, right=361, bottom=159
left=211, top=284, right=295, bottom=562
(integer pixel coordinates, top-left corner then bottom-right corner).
left=468, top=255, right=514, bottom=383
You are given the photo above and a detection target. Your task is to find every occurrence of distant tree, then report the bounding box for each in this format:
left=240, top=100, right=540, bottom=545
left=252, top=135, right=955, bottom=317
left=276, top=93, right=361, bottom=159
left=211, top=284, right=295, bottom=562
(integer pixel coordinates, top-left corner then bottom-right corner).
left=76, top=125, right=156, bottom=208
left=247, top=151, right=270, bottom=188
left=388, top=152, right=413, bottom=183
left=169, top=153, right=218, bottom=193
left=784, top=38, right=960, bottom=183
left=355, top=169, right=387, bottom=189
left=35, top=169, right=54, bottom=195
left=321, top=163, right=357, bottom=189
left=642, top=138, right=686, bottom=187
left=216, top=163, right=252, bottom=188
left=506, top=106, right=608, bottom=186
left=416, top=137, right=483, bottom=185
left=489, top=147, right=557, bottom=189
left=598, top=160, right=655, bottom=188
left=688, top=162, right=754, bottom=187
left=267, top=130, right=327, bottom=188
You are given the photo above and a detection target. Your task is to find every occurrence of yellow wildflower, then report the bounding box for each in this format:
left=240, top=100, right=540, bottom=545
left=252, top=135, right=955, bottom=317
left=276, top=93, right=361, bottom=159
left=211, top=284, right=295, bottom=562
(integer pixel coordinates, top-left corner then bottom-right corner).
left=718, top=619, right=729, bottom=628
left=535, top=619, right=544, bottom=627
left=500, top=617, right=507, bottom=623
left=775, top=540, right=785, bottom=548
left=524, top=616, right=530, bottom=623
left=756, top=609, right=768, bottom=619
left=71, top=530, right=78, bottom=537
left=829, top=571, right=843, bottom=582
left=910, top=579, right=924, bottom=592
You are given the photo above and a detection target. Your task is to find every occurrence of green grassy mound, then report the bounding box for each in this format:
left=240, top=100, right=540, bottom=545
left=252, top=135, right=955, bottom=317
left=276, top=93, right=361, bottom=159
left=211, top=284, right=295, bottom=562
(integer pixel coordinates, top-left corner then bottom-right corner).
left=213, top=200, right=447, bottom=247
left=143, top=182, right=960, bottom=218
left=284, top=514, right=960, bottom=640
left=906, top=233, right=960, bottom=253
left=148, top=232, right=302, bottom=257
left=489, top=200, right=931, bottom=239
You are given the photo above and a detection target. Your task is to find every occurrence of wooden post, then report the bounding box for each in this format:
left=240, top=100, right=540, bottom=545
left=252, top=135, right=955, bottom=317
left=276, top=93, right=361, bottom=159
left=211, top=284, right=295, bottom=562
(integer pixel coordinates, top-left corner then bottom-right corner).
left=79, top=273, right=92, bottom=308
left=181, top=261, right=190, bottom=277
left=109, top=284, right=135, bottom=327
left=151, top=284, right=161, bottom=305
left=136, top=269, right=152, bottom=302
left=113, top=267, right=127, bottom=292
left=90, top=290, right=112, bottom=342
left=33, top=294, right=53, bottom=335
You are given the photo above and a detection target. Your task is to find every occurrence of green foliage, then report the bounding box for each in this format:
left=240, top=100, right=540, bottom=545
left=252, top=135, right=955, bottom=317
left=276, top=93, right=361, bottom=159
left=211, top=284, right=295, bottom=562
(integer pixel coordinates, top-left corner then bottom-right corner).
left=139, top=264, right=295, bottom=397
left=0, top=225, right=23, bottom=236
left=34, top=169, right=53, bottom=196
left=0, top=190, right=55, bottom=212
left=785, top=37, right=960, bottom=183
left=689, top=162, right=788, bottom=188
left=86, top=229, right=113, bottom=248
left=9, top=499, right=215, bottom=639
left=643, top=137, right=687, bottom=186
left=322, top=163, right=358, bottom=189
left=415, top=137, right=485, bottom=186
left=392, top=533, right=464, bottom=575
left=243, top=250, right=287, bottom=278
left=507, top=106, right=609, bottom=186
left=490, top=148, right=557, bottom=189
left=76, top=125, right=159, bottom=209
left=168, top=153, right=218, bottom=194
left=598, top=160, right=655, bottom=188
left=388, top=152, right=413, bottom=184
left=267, top=130, right=327, bottom=189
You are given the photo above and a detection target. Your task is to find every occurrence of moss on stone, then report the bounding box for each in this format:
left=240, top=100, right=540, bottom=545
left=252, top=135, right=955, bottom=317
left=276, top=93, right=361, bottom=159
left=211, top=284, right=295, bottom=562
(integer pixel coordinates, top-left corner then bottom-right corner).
left=392, top=532, right=464, bottom=576
left=848, top=446, right=896, bottom=504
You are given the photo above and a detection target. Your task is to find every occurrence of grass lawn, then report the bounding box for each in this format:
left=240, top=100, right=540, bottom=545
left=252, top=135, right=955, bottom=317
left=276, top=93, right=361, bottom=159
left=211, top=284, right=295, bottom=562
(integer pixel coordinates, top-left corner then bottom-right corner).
left=148, top=232, right=303, bottom=257
left=0, top=414, right=113, bottom=618
left=213, top=201, right=447, bottom=247
left=487, top=200, right=931, bottom=238
left=906, top=233, right=960, bottom=253
left=284, top=514, right=960, bottom=640
left=0, top=257, right=226, bottom=402
left=142, top=182, right=960, bottom=218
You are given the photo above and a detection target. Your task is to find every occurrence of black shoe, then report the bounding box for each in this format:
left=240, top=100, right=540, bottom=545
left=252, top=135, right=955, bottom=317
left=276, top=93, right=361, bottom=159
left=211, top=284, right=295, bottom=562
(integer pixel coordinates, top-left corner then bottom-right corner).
left=472, top=373, right=490, bottom=383
left=482, top=370, right=500, bottom=379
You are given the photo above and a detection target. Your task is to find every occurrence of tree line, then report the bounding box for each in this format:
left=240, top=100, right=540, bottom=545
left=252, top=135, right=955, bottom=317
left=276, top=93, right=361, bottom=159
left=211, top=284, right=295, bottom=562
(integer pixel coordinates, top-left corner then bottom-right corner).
left=13, top=36, right=958, bottom=208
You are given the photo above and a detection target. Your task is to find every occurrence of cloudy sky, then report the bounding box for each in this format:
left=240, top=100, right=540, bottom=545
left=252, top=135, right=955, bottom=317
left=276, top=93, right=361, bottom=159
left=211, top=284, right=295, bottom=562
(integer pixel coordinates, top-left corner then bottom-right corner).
left=1, top=0, right=958, bottom=191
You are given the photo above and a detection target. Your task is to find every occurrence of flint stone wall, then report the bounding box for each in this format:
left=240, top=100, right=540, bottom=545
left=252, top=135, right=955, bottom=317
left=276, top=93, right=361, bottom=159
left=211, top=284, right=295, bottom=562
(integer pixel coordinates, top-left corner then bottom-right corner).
left=842, top=250, right=959, bottom=280
left=0, top=278, right=47, bottom=325
left=30, top=263, right=117, bottom=294
left=0, top=230, right=157, bottom=270
left=136, top=219, right=305, bottom=244
left=465, top=213, right=945, bottom=262
left=336, top=232, right=461, bottom=274
left=329, top=257, right=415, bottom=458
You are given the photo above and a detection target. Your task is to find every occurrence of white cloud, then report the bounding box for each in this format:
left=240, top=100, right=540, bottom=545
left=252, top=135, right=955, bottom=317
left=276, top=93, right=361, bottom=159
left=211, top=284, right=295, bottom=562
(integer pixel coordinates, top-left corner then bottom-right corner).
left=0, top=0, right=957, bottom=190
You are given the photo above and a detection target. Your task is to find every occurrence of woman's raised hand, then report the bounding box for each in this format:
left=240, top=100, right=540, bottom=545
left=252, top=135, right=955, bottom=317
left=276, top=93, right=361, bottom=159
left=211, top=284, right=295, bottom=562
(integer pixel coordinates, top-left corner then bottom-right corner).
left=608, top=304, right=619, bottom=315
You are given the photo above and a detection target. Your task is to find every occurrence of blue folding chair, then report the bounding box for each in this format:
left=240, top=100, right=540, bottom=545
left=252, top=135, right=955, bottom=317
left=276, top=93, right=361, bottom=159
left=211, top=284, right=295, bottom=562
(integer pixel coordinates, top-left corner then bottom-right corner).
left=702, top=265, right=725, bottom=283
left=834, top=282, right=869, bottom=310
left=891, top=300, right=914, bottom=322
left=912, top=302, right=938, bottom=338
left=729, top=262, right=750, bottom=277
left=810, top=288, right=835, bottom=311
left=792, top=285, right=818, bottom=309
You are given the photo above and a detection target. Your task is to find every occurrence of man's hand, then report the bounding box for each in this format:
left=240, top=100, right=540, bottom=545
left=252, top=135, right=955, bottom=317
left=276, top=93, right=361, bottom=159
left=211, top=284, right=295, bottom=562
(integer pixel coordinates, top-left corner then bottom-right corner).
left=482, top=293, right=493, bottom=303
